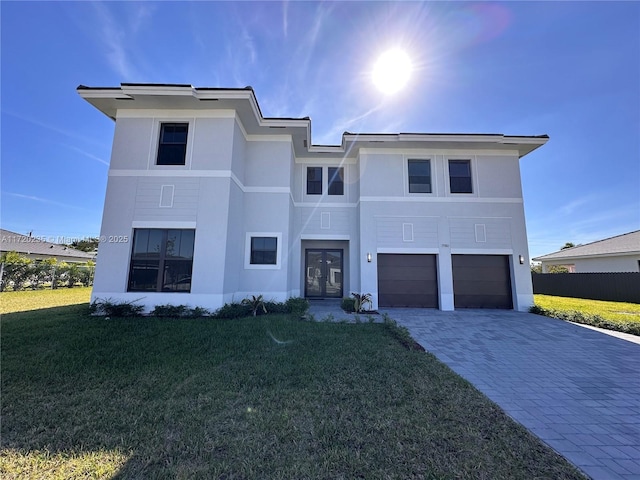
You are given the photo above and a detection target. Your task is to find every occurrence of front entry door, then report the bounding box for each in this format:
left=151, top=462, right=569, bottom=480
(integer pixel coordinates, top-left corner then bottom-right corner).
left=305, top=249, right=343, bottom=298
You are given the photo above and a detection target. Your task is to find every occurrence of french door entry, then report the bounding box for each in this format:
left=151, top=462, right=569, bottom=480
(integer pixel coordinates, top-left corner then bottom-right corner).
left=305, top=249, right=343, bottom=298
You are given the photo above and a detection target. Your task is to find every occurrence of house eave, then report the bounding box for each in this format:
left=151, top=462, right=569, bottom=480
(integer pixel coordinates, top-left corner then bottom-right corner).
left=533, top=251, right=640, bottom=262
left=77, top=84, right=548, bottom=158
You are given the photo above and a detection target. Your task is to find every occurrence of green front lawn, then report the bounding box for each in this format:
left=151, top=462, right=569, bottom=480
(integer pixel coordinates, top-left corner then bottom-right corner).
left=533, top=295, right=640, bottom=336
left=534, top=295, right=640, bottom=324
left=0, top=287, right=92, bottom=315
left=1, top=291, right=585, bottom=479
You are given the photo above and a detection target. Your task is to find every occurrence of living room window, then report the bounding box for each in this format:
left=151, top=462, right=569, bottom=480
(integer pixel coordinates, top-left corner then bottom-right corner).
left=449, top=159, right=473, bottom=193
left=408, top=159, right=431, bottom=193
left=328, top=167, right=344, bottom=195
left=157, top=123, right=188, bottom=165
left=250, top=237, right=278, bottom=265
left=128, top=229, right=195, bottom=292
left=307, top=167, right=322, bottom=195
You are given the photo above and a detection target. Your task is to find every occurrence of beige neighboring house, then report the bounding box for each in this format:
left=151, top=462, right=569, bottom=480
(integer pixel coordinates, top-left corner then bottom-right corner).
left=533, top=230, right=640, bottom=273
left=0, top=229, right=95, bottom=263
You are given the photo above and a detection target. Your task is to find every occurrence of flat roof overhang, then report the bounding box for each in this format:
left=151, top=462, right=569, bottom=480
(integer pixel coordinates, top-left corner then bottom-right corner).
left=78, top=83, right=549, bottom=159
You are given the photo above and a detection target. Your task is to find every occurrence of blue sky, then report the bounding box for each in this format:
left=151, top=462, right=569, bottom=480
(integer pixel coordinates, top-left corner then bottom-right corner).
left=1, top=1, right=638, bottom=259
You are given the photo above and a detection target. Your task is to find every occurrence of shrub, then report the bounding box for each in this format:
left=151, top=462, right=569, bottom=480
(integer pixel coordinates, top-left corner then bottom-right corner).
left=188, top=306, right=210, bottom=318
left=341, top=297, right=356, bottom=313
left=285, top=297, right=309, bottom=316
left=151, top=304, right=189, bottom=318
left=351, top=292, right=373, bottom=313
left=213, top=297, right=309, bottom=319
left=150, top=304, right=210, bottom=318
left=90, top=298, right=144, bottom=317
left=242, top=295, right=267, bottom=317
left=214, top=302, right=251, bottom=319
left=529, top=305, right=640, bottom=337
left=264, top=301, right=288, bottom=315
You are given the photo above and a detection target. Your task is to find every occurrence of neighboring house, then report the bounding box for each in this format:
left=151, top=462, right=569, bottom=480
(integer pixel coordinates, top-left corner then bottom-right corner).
left=533, top=231, right=640, bottom=273
left=0, top=229, right=95, bottom=263
left=78, top=83, right=548, bottom=312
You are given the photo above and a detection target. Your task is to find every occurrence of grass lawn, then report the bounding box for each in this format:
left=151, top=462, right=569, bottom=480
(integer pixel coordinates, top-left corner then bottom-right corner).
left=534, top=295, right=640, bottom=325
left=1, top=291, right=586, bottom=479
left=0, top=287, right=92, bottom=315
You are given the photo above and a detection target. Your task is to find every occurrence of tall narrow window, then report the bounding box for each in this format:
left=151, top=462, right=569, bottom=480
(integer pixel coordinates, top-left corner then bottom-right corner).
left=128, top=229, right=195, bottom=292
left=449, top=159, right=472, bottom=193
left=250, top=237, right=278, bottom=265
left=157, top=123, right=188, bottom=165
left=328, top=167, right=344, bottom=195
left=307, top=167, right=322, bottom=195
left=408, top=159, right=431, bottom=193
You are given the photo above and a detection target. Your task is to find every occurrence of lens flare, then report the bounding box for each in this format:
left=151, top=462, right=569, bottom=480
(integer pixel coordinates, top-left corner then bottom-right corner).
left=372, top=49, right=412, bottom=94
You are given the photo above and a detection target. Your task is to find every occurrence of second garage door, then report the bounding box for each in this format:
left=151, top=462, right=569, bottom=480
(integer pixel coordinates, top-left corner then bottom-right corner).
left=452, top=255, right=513, bottom=309
left=378, top=254, right=438, bottom=308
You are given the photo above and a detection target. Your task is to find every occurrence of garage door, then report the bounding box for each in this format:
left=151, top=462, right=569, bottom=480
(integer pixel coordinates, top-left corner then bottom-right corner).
left=452, top=255, right=512, bottom=309
left=378, top=254, right=438, bottom=308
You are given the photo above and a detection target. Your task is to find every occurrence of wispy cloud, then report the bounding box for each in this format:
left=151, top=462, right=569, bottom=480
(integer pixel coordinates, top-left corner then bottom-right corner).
left=558, top=194, right=599, bottom=216
left=3, top=192, right=93, bottom=212
left=241, top=27, right=257, bottom=65
left=2, top=110, right=107, bottom=148
left=315, top=104, right=384, bottom=145
left=64, top=145, right=110, bottom=166
left=92, top=2, right=141, bottom=80
left=282, top=0, right=289, bottom=38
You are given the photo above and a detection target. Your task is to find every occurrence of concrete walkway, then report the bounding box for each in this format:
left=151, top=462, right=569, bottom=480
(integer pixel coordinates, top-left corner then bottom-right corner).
left=382, top=309, right=640, bottom=480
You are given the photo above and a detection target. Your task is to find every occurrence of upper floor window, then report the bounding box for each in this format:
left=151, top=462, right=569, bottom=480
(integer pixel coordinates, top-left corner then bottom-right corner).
left=307, top=167, right=322, bottom=195
left=250, top=237, right=278, bottom=265
left=328, top=167, right=344, bottom=195
left=449, top=159, right=472, bottom=193
left=128, top=228, right=195, bottom=292
left=157, top=123, right=188, bottom=165
left=408, top=159, right=431, bottom=193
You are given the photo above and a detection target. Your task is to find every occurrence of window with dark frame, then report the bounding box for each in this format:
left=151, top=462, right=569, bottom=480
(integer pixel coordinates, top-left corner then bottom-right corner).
left=408, top=159, right=431, bottom=193
left=306, top=167, right=322, bottom=195
left=157, top=123, right=189, bottom=165
left=449, top=159, right=473, bottom=193
left=128, top=229, right=195, bottom=292
left=328, top=167, right=344, bottom=195
left=250, top=237, right=277, bottom=265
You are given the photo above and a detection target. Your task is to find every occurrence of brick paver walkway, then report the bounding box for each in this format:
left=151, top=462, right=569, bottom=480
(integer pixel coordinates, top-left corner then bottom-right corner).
left=383, top=309, right=640, bottom=480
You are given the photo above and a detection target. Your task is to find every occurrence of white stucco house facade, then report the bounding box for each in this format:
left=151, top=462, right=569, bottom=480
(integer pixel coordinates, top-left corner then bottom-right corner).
left=79, top=83, right=548, bottom=312
left=533, top=230, right=640, bottom=273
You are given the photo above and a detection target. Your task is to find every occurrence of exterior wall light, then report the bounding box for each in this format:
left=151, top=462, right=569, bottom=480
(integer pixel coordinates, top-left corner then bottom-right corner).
left=367, top=252, right=372, bottom=263
left=519, top=255, right=525, bottom=265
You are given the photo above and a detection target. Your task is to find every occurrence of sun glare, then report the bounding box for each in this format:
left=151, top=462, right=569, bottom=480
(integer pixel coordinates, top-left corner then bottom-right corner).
left=372, top=49, right=412, bottom=94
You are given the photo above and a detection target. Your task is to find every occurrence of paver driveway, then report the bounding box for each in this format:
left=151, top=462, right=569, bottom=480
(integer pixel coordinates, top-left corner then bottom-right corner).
left=382, top=309, right=640, bottom=480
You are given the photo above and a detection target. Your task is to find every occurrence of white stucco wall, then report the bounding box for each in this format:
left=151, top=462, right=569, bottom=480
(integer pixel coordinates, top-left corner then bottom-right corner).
left=357, top=150, right=533, bottom=311
left=92, top=108, right=535, bottom=313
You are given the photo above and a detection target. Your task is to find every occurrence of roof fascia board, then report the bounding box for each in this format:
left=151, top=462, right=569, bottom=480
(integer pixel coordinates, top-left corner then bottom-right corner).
left=359, top=148, right=519, bottom=156
left=534, top=251, right=640, bottom=262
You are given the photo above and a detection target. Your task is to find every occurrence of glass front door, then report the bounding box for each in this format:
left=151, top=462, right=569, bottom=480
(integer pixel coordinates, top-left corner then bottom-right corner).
left=305, top=249, right=343, bottom=298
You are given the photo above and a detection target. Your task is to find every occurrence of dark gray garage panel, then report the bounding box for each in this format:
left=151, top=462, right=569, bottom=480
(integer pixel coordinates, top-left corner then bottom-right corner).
left=378, top=254, right=438, bottom=308
left=452, top=255, right=513, bottom=309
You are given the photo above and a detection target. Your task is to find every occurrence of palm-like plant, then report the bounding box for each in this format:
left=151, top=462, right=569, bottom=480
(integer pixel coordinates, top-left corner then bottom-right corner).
left=351, top=292, right=373, bottom=313
left=242, top=295, right=267, bottom=317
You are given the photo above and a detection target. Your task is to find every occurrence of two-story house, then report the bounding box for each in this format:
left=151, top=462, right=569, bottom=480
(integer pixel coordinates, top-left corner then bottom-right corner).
left=79, top=83, right=547, bottom=312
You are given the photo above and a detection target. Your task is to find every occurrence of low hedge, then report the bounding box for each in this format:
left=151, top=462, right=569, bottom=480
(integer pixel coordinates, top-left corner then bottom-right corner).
left=529, top=304, right=640, bottom=336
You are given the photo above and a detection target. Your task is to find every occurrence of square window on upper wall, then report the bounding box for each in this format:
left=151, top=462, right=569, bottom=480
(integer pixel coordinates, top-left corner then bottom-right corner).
left=328, top=167, right=344, bottom=195
left=157, top=123, right=188, bottom=165
left=408, top=159, right=431, bottom=193
left=307, top=167, right=322, bottom=195
left=449, top=159, right=472, bottom=194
